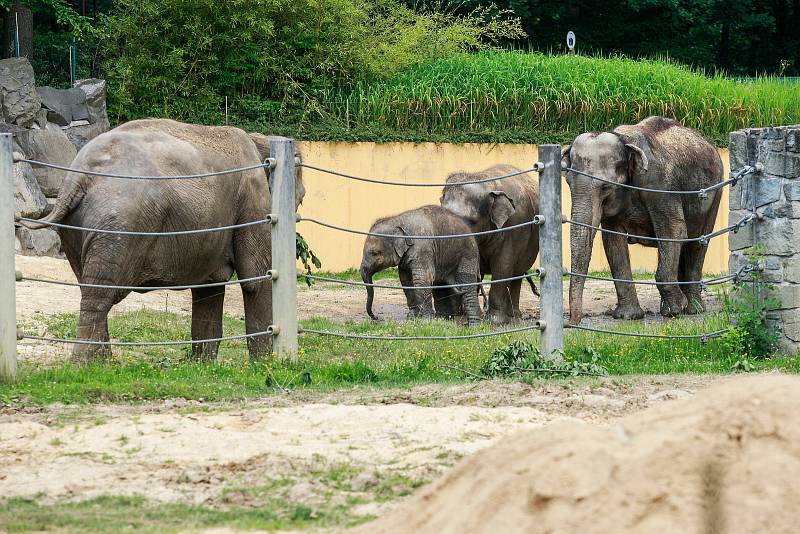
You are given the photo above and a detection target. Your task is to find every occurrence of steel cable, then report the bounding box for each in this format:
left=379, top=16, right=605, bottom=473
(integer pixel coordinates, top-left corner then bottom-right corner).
left=563, top=214, right=753, bottom=244
left=563, top=265, right=754, bottom=287
left=300, top=216, right=537, bottom=239
left=566, top=324, right=728, bottom=340
left=299, top=163, right=541, bottom=187
left=16, top=216, right=273, bottom=236
left=17, top=158, right=274, bottom=180
left=301, top=273, right=533, bottom=290
left=301, top=324, right=541, bottom=340
left=563, top=165, right=755, bottom=195
left=22, top=330, right=273, bottom=346
left=19, top=272, right=273, bottom=291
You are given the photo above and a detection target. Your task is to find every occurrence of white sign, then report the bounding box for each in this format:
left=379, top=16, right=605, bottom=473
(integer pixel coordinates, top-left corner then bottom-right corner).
left=566, top=31, right=576, bottom=50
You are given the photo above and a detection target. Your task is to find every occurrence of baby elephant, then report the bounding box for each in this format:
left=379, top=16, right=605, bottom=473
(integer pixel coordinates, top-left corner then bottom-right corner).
left=360, top=205, right=481, bottom=326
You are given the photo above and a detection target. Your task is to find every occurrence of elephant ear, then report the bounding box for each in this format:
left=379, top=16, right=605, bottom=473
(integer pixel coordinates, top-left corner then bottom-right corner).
left=489, top=191, right=515, bottom=229
left=392, top=226, right=414, bottom=258
left=625, top=143, right=649, bottom=178
left=561, top=144, right=572, bottom=170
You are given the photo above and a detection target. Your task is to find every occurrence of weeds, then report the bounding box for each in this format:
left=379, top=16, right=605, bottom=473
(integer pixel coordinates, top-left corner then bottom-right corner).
left=481, top=341, right=608, bottom=378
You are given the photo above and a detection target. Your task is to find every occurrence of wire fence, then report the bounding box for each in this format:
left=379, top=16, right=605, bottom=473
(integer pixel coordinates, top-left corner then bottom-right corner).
left=6, top=138, right=757, bottom=380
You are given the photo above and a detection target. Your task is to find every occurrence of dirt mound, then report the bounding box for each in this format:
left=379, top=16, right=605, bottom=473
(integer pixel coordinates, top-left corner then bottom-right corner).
left=350, top=374, right=800, bottom=534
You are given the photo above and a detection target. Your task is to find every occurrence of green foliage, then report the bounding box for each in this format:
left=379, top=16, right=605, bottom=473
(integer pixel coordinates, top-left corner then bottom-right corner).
left=317, top=51, right=800, bottom=146
left=721, top=248, right=781, bottom=363
left=481, top=340, right=608, bottom=378
left=102, top=0, right=522, bottom=123
left=296, top=232, right=322, bottom=285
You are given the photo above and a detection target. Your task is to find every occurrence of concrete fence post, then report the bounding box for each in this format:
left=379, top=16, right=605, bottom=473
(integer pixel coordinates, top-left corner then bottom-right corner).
left=269, top=137, right=299, bottom=362
left=0, top=134, right=17, bottom=382
left=537, top=144, right=564, bottom=362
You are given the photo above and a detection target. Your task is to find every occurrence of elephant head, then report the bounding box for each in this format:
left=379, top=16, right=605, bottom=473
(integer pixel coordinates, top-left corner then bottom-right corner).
left=563, top=132, right=649, bottom=324
left=360, top=222, right=413, bottom=320
left=439, top=180, right=516, bottom=233
left=249, top=132, right=306, bottom=210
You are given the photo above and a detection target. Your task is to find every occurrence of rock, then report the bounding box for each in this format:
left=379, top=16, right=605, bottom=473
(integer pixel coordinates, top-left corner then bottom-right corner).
left=34, top=108, right=48, bottom=129
left=0, top=58, right=41, bottom=128
left=13, top=161, right=47, bottom=219
left=43, top=197, right=57, bottom=217
left=74, top=79, right=108, bottom=125
left=14, top=226, right=62, bottom=258
left=647, top=389, right=693, bottom=403
left=63, top=120, right=109, bottom=151
left=14, top=124, right=77, bottom=196
left=36, top=86, right=89, bottom=127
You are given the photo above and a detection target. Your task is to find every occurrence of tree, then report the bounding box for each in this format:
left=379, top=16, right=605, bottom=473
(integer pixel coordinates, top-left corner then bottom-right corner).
left=2, top=1, right=33, bottom=59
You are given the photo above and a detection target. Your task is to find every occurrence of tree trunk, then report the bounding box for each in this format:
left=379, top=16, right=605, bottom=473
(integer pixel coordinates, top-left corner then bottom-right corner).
left=2, top=1, right=33, bottom=60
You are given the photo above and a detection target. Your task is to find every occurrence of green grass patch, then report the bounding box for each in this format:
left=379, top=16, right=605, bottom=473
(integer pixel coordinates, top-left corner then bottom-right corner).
left=305, top=51, right=800, bottom=146
left=0, top=494, right=366, bottom=533
left=4, top=308, right=800, bottom=405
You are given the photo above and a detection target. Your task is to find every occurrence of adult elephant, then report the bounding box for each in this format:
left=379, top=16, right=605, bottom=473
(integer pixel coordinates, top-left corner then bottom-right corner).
left=563, top=116, right=723, bottom=324
left=440, top=165, right=539, bottom=325
left=24, top=119, right=304, bottom=361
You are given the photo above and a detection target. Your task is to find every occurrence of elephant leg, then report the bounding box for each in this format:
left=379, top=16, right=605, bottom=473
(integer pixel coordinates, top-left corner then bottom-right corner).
left=190, top=287, right=225, bottom=361
left=602, top=228, right=645, bottom=320
left=455, top=271, right=481, bottom=327
left=409, top=270, right=434, bottom=320
left=74, top=285, right=128, bottom=363
left=679, top=242, right=707, bottom=314
left=399, top=268, right=416, bottom=312
left=234, top=230, right=272, bottom=360
left=486, top=262, right=515, bottom=325
left=509, top=278, right=523, bottom=319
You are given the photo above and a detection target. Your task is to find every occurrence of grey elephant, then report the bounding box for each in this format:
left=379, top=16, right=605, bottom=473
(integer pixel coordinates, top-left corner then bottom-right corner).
left=25, top=119, right=305, bottom=361
left=440, top=165, right=540, bottom=325
left=563, top=116, right=723, bottom=324
left=360, top=205, right=481, bottom=326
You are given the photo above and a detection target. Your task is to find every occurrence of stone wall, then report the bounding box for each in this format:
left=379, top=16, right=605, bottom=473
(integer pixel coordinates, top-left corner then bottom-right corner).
left=729, top=125, right=800, bottom=354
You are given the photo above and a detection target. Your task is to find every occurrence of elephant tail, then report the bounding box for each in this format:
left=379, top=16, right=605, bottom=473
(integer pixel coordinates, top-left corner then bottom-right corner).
left=20, top=176, right=85, bottom=230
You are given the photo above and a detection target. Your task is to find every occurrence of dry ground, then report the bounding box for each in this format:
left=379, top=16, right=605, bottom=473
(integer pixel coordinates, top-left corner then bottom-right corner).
left=0, top=375, right=730, bottom=523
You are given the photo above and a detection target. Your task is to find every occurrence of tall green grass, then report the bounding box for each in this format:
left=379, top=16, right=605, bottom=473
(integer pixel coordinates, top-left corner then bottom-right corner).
left=318, top=51, right=800, bottom=145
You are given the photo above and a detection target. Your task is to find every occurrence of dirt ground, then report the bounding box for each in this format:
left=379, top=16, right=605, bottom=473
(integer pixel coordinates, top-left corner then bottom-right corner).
left=0, top=375, right=730, bottom=520
left=14, top=255, right=719, bottom=339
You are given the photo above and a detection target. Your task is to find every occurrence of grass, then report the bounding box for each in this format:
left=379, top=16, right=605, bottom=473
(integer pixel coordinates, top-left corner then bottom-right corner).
left=299, top=51, right=800, bottom=146
left=3, top=307, right=800, bottom=405
left=0, top=495, right=365, bottom=533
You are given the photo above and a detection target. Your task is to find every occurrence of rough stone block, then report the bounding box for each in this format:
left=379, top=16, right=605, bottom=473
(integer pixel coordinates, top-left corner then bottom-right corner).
left=758, top=219, right=800, bottom=256
left=13, top=161, right=47, bottom=219
left=63, top=120, right=109, bottom=151
left=729, top=131, right=750, bottom=170
left=784, top=257, right=800, bottom=284
left=14, top=227, right=62, bottom=258
left=762, top=255, right=784, bottom=283
left=729, top=181, right=743, bottom=210
left=37, top=86, right=89, bottom=126
left=761, top=201, right=800, bottom=219
left=74, top=78, right=108, bottom=125
left=15, top=123, right=77, bottom=196
left=0, top=57, right=41, bottom=128
left=784, top=182, right=800, bottom=201
left=728, top=223, right=754, bottom=251
left=766, top=284, right=800, bottom=310
left=787, top=129, right=800, bottom=153
left=762, top=151, right=800, bottom=179
left=753, top=177, right=784, bottom=207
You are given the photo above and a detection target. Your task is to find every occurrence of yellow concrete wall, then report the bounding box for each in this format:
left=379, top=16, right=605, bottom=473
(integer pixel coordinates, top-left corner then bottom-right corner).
left=298, top=142, right=730, bottom=274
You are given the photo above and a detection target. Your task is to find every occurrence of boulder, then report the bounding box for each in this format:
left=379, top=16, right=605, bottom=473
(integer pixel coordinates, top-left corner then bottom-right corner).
left=36, top=86, right=89, bottom=127
left=63, top=120, right=109, bottom=151
left=0, top=57, right=41, bottom=128
left=13, top=161, right=47, bottom=220
left=15, top=123, right=77, bottom=196
left=15, top=226, right=62, bottom=258
left=74, top=78, right=108, bottom=125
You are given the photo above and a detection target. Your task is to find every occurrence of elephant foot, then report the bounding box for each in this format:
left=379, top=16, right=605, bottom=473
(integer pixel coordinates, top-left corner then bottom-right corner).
left=488, top=309, right=512, bottom=326
left=71, top=343, right=111, bottom=364
left=660, top=296, right=688, bottom=318
left=611, top=303, right=645, bottom=320
left=683, top=296, right=705, bottom=315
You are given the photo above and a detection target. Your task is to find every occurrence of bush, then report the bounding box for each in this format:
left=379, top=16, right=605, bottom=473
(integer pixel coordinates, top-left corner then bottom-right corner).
left=102, top=0, right=522, bottom=123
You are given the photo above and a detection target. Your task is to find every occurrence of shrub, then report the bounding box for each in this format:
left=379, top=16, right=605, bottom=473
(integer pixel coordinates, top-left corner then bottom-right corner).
left=102, top=0, right=522, bottom=123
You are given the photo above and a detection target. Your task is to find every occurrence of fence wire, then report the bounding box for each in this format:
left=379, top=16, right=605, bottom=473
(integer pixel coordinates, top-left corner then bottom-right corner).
left=300, top=163, right=541, bottom=187
left=17, top=158, right=275, bottom=180
left=563, top=213, right=753, bottom=245
left=563, top=165, right=756, bottom=196
left=563, top=265, right=755, bottom=287
left=302, top=273, right=534, bottom=290
left=566, top=324, right=727, bottom=342
left=16, top=216, right=273, bottom=237
left=300, top=216, right=536, bottom=239
left=301, top=324, right=541, bottom=340
left=22, top=330, right=273, bottom=346
left=20, top=272, right=273, bottom=291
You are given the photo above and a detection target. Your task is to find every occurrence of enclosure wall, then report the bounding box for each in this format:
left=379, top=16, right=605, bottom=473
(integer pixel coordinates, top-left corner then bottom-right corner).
left=298, top=142, right=731, bottom=272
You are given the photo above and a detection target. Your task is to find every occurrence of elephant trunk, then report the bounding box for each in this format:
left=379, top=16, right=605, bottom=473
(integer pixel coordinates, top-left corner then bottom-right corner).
left=362, top=267, right=379, bottom=321
left=568, top=193, right=600, bottom=324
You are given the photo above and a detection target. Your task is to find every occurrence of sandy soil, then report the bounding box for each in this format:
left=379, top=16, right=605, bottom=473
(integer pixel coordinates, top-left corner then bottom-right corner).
left=0, top=375, right=726, bottom=513
left=14, top=254, right=719, bottom=337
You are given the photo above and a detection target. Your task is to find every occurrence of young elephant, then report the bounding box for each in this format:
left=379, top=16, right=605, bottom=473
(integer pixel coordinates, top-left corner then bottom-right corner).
left=441, top=165, right=540, bottom=325
left=360, top=206, right=481, bottom=326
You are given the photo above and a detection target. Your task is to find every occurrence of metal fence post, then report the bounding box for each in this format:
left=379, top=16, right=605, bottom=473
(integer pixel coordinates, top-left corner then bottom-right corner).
left=269, top=137, right=299, bottom=362
left=0, top=134, right=17, bottom=382
left=537, top=144, right=564, bottom=362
